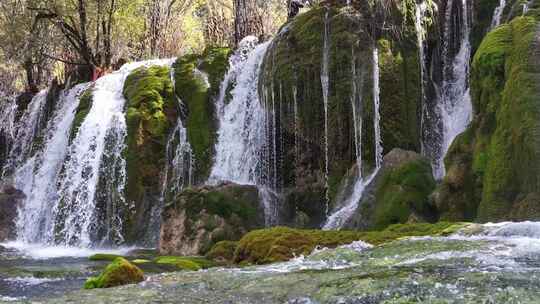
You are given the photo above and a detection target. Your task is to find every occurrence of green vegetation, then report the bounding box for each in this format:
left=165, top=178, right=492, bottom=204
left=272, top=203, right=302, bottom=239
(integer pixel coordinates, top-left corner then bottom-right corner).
left=122, top=65, right=176, bottom=239
left=154, top=256, right=215, bottom=270
left=84, top=258, right=144, bottom=289
left=206, top=241, right=239, bottom=263
left=234, top=222, right=468, bottom=264
left=88, top=253, right=124, bottom=262
left=70, top=87, right=94, bottom=142
left=371, top=159, right=436, bottom=229
left=173, top=47, right=231, bottom=182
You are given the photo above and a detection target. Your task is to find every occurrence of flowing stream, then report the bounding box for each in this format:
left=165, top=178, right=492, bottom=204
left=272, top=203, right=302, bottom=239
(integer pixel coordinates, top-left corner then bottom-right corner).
left=3, top=222, right=540, bottom=303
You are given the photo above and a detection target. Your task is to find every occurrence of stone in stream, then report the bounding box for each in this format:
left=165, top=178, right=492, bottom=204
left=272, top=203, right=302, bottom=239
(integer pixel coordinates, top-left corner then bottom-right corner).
left=84, top=257, right=144, bottom=289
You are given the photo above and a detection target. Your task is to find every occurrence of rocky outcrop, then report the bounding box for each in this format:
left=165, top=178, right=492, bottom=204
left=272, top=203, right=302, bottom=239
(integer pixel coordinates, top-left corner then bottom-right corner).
left=436, top=13, right=540, bottom=222
left=260, top=6, right=422, bottom=228
left=0, top=184, right=25, bottom=241
left=344, top=149, right=437, bottom=230
left=159, top=182, right=264, bottom=255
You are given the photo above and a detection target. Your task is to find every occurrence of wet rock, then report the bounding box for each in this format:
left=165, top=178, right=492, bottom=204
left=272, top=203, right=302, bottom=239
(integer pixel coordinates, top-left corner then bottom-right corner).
left=0, top=184, right=25, bottom=241
left=343, top=148, right=437, bottom=230
left=159, top=182, right=265, bottom=255
left=84, top=257, right=144, bottom=289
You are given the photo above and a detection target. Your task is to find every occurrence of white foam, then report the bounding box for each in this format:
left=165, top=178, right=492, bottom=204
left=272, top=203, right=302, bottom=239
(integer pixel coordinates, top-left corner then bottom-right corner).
left=0, top=241, right=135, bottom=259
left=5, top=277, right=62, bottom=286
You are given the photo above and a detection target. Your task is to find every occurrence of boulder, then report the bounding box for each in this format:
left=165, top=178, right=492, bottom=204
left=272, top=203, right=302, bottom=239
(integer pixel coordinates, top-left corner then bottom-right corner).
left=84, top=257, right=144, bottom=289
left=343, top=149, right=437, bottom=230
left=0, top=184, right=25, bottom=241
left=159, top=182, right=265, bottom=255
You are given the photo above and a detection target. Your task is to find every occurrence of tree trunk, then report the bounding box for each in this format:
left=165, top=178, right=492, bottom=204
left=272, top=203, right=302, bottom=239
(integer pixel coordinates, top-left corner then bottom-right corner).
left=233, top=0, right=263, bottom=45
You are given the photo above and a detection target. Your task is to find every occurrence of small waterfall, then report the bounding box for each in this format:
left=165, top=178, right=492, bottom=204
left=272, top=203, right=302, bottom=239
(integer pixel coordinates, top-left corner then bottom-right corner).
left=0, top=94, right=17, bottom=171
left=322, top=45, right=383, bottom=230
left=427, top=0, right=473, bottom=179
left=209, top=39, right=270, bottom=185
left=321, top=10, right=331, bottom=218
left=1, top=91, right=48, bottom=176
left=523, top=1, right=530, bottom=14
left=13, top=84, right=89, bottom=244
left=51, top=60, right=173, bottom=246
left=208, top=37, right=276, bottom=225
left=490, top=0, right=506, bottom=28
left=372, top=47, right=383, bottom=168
left=416, top=1, right=429, bottom=157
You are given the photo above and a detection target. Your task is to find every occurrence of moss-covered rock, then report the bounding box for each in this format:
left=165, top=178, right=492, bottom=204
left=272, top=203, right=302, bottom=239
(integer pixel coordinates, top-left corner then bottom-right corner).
left=88, top=253, right=124, bottom=262
left=343, top=149, right=437, bottom=230
left=173, top=47, right=231, bottom=183
left=69, top=86, right=94, bottom=142
left=122, top=65, right=177, bottom=241
left=206, top=241, right=238, bottom=264
left=234, top=222, right=468, bottom=265
left=438, top=14, right=540, bottom=222
left=259, top=7, right=422, bottom=228
left=84, top=257, right=144, bottom=289
left=159, top=183, right=264, bottom=255
left=153, top=256, right=214, bottom=270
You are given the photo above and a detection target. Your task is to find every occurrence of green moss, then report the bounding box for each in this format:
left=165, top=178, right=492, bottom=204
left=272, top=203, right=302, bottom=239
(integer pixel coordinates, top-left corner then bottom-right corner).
left=173, top=47, right=231, bottom=182
left=234, top=222, right=467, bottom=264
left=83, top=257, right=144, bottom=289
left=122, top=65, right=176, bottom=240
left=88, top=253, right=124, bottom=261
left=154, top=256, right=215, bottom=270
left=70, top=87, right=93, bottom=142
left=371, top=159, right=436, bottom=229
left=206, top=241, right=238, bottom=263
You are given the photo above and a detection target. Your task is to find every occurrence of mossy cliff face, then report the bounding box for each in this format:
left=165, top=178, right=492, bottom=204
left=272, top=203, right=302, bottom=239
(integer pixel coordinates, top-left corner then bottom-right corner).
left=343, top=149, right=437, bottom=230
left=159, top=183, right=264, bottom=255
left=122, top=65, right=177, bottom=241
left=173, top=47, right=231, bottom=183
left=437, top=12, right=540, bottom=221
left=259, top=7, right=422, bottom=228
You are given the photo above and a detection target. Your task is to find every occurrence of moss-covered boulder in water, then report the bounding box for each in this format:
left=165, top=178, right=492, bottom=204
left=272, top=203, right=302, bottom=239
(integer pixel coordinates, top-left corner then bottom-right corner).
left=84, top=257, right=144, bottom=289
left=437, top=13, right=540, bottom=221
left=173, top=47, right=231, bottom=183
left=343, top=149, right=437, bottom=230
left=259, top=7, right=422, bottom=228
left=159, top=183, right=265, bottom=255
left=122, top=65, right=177, bottom=241
left=0, top=185, right=25, bottom=241
left=234, top=222, right=468, bottom=265
left=69, top=86, right=93, bottom=142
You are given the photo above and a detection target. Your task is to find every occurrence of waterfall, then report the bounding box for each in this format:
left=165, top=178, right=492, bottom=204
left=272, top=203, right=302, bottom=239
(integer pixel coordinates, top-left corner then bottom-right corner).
left=13, top=84, right=89, bottom=244
left=0, top=94, right=17, bottom=171
left=209, top=38, right=270, bottom=185
left=322, top=45, right=382, bottom=230
left=425, top=0, right=472, bottom=180
left=321, top=10, right=331, bottom=218
left=490, top=0, right=506, bottom=28
left=1, top=91, right=48, bottom=177
left=372, top=47, right=383, bottom=168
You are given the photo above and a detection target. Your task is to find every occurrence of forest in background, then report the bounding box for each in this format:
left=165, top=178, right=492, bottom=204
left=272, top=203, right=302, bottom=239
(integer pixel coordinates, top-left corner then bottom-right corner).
left=0, top=0, right=288, bottom=95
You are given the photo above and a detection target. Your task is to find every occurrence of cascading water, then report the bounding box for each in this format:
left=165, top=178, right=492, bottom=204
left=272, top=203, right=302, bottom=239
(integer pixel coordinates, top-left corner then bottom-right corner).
left=1, top=91, right=48, bottom=177
left=13, top=83, right=90, bottom=244
left=8, top=59, right=174, bottom=247
left=321, top=10, right=331, bottom=218
left=372, top=47, right=383, bottom=169
left=208, top=37, right=277, bottom=225
left=0, top=93, right=17, bottom=171
left=490, top=0, right=506, bottom=28
left=323, top=46, right=383, bottom=230
left=427, top=0, right=473, bottom=179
